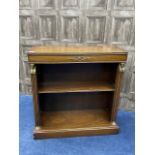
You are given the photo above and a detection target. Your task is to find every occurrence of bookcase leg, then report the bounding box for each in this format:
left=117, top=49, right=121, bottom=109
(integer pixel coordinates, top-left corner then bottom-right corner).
left=111, top=63, right=126, bottom=122
left=30, top=64, right=41, bottom=126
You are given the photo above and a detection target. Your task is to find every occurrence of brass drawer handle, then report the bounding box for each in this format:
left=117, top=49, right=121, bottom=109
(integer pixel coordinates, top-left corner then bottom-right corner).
left=69, top=56, right=90, bottom=61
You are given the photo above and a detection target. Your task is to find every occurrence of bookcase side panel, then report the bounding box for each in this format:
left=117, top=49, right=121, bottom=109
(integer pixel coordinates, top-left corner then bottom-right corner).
left=111, top=63, right=125, bottom=121
left=30, top=64, right=41, bottom=126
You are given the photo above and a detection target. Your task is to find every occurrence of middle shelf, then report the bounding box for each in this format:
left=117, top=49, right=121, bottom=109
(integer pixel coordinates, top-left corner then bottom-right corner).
left=38, top=82, right=115, bottom=94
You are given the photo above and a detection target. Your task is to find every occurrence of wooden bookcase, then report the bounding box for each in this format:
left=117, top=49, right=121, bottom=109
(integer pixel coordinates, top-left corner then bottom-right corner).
left=28, top=46, right=127, bottom=139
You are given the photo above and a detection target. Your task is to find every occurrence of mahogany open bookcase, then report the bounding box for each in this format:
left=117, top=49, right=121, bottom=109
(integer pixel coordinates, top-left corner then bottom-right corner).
left=28, top=46, right=127, bottom=139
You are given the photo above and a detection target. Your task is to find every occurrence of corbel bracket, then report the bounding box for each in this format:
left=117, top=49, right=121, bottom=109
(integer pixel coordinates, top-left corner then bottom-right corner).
left=119, top=63, right=126, bottom=72
left=30, top=64, right=36, bottom=74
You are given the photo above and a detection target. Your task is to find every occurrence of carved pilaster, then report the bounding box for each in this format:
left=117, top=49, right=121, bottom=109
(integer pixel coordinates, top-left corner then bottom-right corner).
left=119, top=63, right=126, bottom=72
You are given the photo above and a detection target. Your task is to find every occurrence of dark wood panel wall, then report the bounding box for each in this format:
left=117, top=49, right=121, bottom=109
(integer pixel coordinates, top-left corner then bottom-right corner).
left=19, top=0, right=135, bottom=111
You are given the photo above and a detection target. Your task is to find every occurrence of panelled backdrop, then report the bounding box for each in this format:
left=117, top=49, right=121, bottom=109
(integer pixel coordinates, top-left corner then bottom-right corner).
left=19, top=0, right=135, bottom=111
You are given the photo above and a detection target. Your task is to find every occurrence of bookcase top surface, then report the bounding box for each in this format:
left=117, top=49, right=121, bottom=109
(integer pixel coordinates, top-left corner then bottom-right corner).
left=28, top=45, right=126, bottom=55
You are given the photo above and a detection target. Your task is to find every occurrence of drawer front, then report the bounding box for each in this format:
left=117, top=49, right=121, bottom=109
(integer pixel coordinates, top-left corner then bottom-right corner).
left=29, top=54, right=127, bottom=63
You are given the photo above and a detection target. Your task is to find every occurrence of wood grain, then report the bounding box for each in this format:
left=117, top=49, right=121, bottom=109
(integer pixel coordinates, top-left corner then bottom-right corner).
left=111, top=63, right=124, bottom=121
left=28, top=46, right=127, bottom=63
left=29, top=46, right=127, bottom=139
left=29, top=45, right=126, bottom=55
left=33, top=109, right=119, bottom=139
left=28, top=54, right=127, bottom=63
left=38, top=82, right=115, bottom=93
left=41, top=109, right=110, bottom=128
left=31, top=64, right=41, bottom=126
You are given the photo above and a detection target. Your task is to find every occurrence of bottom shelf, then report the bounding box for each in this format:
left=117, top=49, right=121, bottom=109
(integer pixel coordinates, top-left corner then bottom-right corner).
left=33, top=109, right=119, bottom=139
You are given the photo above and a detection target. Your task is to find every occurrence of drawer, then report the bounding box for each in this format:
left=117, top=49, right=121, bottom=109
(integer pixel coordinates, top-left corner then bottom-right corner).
left=28, top=54, right=127, bottom=64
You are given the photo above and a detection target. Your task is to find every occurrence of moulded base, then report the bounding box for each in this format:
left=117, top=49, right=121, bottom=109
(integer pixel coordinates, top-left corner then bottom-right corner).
left=33, top=123, right=119, bottom=139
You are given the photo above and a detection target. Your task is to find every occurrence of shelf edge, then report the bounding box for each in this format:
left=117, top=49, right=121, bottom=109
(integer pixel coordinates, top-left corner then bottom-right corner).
left=38, top=89, right=115, bottom=94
